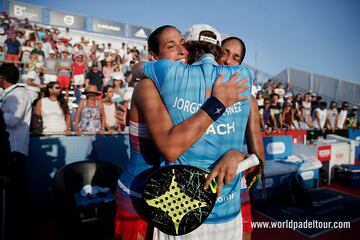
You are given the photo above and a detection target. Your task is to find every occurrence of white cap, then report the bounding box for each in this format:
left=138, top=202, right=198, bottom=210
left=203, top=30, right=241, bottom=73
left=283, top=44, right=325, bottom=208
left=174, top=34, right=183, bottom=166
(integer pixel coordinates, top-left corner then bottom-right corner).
left=113, top=72, right=124, bottom=80
left=185, top=24, right=221, bottom=46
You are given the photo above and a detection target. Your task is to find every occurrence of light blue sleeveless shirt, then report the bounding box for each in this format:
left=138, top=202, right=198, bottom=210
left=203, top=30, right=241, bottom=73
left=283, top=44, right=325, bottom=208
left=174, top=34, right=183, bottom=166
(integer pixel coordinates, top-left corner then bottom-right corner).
left=142, top=54, right=252, bottom=224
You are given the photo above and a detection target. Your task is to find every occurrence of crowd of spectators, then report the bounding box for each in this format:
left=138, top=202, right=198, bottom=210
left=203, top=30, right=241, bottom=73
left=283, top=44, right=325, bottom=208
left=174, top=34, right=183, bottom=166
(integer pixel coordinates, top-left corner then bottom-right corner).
left=0, top=11, right=147, bottom=134
left=0, top=11, right=358, bottom=135
left=254, top=79, right=358, bottom=133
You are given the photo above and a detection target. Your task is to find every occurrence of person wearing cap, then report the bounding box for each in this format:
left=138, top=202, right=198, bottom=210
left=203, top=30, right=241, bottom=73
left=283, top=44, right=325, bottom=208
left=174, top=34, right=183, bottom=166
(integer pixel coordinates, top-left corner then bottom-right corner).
left=112, top=71, right=126, bottom=101
left=56, top=49, right=72, bottom=99
left=74, top=85, right=105, bottom=135
left=219, top=36, right=264, bottom=240
left=26, top=62, right=46, bottom=103
left=72, top=53, right=87, bottom=103
left=85, top=63, right=105, bottom=92
left=115, top=25, right=251, bottom=240
left=43, top=50, right=58, bottom=84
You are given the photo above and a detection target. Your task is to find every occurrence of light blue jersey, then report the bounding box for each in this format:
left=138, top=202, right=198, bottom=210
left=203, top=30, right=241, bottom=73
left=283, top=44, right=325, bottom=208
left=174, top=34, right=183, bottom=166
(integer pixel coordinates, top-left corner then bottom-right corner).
left=142, top=54, right=252, bottom=224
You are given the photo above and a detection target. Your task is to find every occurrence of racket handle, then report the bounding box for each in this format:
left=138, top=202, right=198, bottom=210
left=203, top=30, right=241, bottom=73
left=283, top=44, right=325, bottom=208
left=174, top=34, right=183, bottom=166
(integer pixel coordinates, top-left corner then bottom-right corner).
left=236, top=154, right=260, bottom=174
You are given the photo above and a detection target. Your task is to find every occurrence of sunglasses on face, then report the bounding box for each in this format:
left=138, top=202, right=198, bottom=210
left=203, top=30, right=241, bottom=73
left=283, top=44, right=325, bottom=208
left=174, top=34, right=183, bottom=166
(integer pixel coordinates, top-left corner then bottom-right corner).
left=53, top=86, right=61, bottom=89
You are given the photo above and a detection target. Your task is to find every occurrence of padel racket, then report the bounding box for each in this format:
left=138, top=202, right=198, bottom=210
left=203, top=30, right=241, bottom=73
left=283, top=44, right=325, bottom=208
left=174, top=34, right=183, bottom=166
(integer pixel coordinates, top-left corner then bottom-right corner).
left=142, top=165, right=217, bottom=236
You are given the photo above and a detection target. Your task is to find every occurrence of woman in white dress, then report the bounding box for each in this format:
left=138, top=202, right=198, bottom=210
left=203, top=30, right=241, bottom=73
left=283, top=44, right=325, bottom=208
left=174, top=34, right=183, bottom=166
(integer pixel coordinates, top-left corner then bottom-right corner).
left=102, top=85, right=117, bottom=134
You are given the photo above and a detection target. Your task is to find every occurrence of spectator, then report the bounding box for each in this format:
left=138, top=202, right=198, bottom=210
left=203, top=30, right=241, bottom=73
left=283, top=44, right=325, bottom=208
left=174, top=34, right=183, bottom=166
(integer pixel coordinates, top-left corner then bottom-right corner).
left=0, top=63, right=32, bottom=240
left=26, top=62, right=45, bottom=103
left=273, top=82, right=285, bottom=105
left=74, top=85, right=105, bottom=134
left=312, top=95, right=322, bottom=114
left=270, top=93, right=281, bottom=130
left=56, top=49, right=72, bottom=99
left=256, top=90, right=264, bottom=109
left=72, top=53, right=87, bottom=103
left=0, top=45, right=4, bottom=62
left=337, top=101, right=349, bottom=129
left=85, top=63, right=104, bottom=91
left=20, top=39, right=32, bottom=68
left=33, top=82, right=71, bottom=134
left=292, top=106, right=312, bottom=129
left=327, top=101, right=338, bottom=132
left=122, top=47, right=133, bottom=73
left=303, top=92, right=312, bottom=121
left=102, top=85, right=117, bottom=133
left=103, top=56, right=114, bottom=85
left=347, top=107, right=358, bottom=128
left=312, top=101, right=328, bottom=131
left=41, top=35, right=53, bottom=58
left=43, top=49, right=58, bottom=84
left=30, top=41, right=45, bottom=60
left=4, top=31, right=21, bottom=65
left=281, top=101, right=295, bottom=129
left=140, top=44, right=149, bottom=61
left=112, top=72, right=126, bottom=101
left=259, top=98, right=273, bottom=131
left=293, top=93, right=302, bottom=112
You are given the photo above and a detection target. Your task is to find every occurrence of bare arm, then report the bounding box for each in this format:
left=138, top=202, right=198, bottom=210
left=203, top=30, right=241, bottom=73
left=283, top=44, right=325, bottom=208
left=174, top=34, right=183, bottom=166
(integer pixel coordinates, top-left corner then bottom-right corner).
left=245, top=97, right=265, bottom=173
left=135, top=75, right=249, bottom=162
left=74, top=100, right=84, bottom=133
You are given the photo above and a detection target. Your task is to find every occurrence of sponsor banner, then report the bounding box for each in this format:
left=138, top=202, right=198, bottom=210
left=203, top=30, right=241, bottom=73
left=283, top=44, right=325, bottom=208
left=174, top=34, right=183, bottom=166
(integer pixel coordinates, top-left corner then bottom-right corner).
left=317, top=145, right=331, bottom=162
left=9, top=1, right=43, bottom=22
left=49, top=10, right=86, bottom=30
left=92, top=18, right=125, bottom=37
left=128, top=24, right=152, bottom=40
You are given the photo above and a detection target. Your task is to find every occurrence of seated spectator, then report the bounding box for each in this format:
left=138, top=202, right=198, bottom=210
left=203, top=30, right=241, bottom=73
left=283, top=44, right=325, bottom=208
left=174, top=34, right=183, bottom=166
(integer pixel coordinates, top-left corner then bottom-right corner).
left=43, top=50, right=58, bottom=84
left=285, top=82, right=294, bottom=98
left=293, top=93, right=302, bottom=112
left=74, top=85, right=105, bottom=135
left=327, top=101, right=338, bottom=132
left=312, top=101, right=328, bottom=131
left=292, top=106, right=312, bottom=129
left=256, top=90, right=264, bottom=109
left=337, top=101, right=349, bottom=129
left=281, top=102, right=295, bottom=129
left=303, top=92, right=312, bottom=121
left=33, top=82, right=71, bottom=134
left=102, top=85, right=117, bottom=133
left=259, top=98, right=273, bottom=131
left=26, top=62, right=45, bottom=103
left=270, top=93, right=281, bottom=130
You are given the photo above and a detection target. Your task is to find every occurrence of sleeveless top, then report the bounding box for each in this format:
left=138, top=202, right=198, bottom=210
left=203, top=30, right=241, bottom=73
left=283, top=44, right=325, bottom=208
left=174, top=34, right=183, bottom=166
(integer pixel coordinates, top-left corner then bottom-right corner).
left=41, top=97, right=67, bottom=133
left=103, top=102, right=117, bottom=128
left=142, top=54, right=252, bottom=224
left=78, top=100, right=102, bottom=132
left=312, top=108, right=327, bottom=129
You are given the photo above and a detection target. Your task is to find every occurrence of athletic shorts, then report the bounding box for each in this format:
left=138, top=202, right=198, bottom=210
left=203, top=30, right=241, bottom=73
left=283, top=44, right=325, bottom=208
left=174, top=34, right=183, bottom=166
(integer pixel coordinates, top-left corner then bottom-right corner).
left=114, top=205, right=153, bottom=240
left=73, top=74, right=85, bottom=86
left=58, top=75, right=71, bottom=89
left=241, top=175, right=253, bottom=232
left=5, top=53, right=19, bottom=63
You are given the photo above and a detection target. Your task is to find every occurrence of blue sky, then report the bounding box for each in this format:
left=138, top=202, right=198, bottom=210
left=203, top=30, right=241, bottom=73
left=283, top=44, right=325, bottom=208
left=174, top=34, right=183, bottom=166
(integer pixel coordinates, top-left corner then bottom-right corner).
left=11, top=0, right=360, bottom=82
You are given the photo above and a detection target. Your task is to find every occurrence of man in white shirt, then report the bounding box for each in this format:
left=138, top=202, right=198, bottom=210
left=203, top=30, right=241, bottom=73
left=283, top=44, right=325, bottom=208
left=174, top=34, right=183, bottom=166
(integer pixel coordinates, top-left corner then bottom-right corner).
left=0, top=63, right=32, bottom=240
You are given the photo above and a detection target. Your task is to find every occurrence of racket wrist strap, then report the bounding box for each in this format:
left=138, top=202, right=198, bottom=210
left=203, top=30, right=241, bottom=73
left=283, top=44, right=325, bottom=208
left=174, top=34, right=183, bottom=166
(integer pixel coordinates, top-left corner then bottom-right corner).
left=201, top=96, right=225, bottom=121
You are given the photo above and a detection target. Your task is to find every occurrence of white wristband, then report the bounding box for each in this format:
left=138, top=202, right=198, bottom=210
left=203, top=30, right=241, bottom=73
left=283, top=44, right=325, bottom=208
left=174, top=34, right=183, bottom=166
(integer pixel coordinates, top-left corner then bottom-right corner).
left=236, top=154, right=260, bottom=174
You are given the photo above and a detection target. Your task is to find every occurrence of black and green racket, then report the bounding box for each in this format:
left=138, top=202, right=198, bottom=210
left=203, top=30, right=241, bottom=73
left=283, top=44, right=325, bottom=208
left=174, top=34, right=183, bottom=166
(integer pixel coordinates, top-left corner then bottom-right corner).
left=142, top=165, right=217, bottom=236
